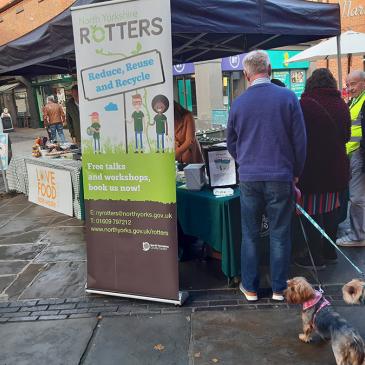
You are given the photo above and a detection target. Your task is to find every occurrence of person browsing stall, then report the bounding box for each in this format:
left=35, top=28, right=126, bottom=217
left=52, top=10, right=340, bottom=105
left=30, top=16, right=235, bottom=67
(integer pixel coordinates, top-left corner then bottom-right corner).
left=337, top=71, right=365, bottom=247
left=295, top=69, right=351, bottom=269
left=227, top=50, right=307, bottom=302
left=174, top=101, right=203, bottom=164
left=43, top=95, right=66, bottom=143
left=66, top=84, right=80, bottom=144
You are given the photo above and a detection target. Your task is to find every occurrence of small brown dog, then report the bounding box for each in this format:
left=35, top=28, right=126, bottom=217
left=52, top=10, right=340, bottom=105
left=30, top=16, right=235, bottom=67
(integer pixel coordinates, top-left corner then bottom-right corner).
left=343, top=279, right=365, bottom=305
left=285, top=277, right=365, bottom=365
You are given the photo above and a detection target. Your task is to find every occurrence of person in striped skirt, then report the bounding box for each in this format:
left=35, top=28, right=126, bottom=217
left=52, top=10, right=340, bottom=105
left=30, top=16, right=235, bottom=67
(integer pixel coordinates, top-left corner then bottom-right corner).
left=295, top=69, right=351, bottom=270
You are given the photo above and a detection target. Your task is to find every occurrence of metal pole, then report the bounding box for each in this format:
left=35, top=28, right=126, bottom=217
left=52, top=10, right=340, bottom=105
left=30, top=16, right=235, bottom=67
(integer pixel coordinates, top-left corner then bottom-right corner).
left=336, top=35, right=343, bottom=90
left=123, top=93, right=128, bottom=154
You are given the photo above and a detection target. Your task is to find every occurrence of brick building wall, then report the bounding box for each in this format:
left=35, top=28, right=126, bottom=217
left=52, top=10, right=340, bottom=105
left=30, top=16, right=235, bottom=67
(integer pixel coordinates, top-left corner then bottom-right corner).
left=0, top=0, right=76, bottom=46
left=314, top=0, right=365, bottom=86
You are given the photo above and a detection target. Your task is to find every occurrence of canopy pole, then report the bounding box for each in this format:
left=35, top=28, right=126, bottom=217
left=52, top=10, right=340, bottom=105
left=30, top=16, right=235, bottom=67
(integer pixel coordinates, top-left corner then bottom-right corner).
left=336, top=35, right=343, bottom=90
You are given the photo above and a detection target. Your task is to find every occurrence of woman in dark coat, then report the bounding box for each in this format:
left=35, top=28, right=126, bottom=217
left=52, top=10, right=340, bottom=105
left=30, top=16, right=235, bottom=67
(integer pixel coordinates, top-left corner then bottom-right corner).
left=295, top=68, right=351, bottom=269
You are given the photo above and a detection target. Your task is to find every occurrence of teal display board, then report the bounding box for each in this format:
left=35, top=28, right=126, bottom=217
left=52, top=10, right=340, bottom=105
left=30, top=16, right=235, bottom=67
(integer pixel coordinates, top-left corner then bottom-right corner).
left=272, top=69, right=306, bottom=98
left=290, top=70, right=306, bottom=98
left=212, top=109, right=229, bottom=127
left=178, top=78, right=193, bottom=112
left=267, top=50, right=310, bottom=70
left=272, top=71, right=290, bottom=87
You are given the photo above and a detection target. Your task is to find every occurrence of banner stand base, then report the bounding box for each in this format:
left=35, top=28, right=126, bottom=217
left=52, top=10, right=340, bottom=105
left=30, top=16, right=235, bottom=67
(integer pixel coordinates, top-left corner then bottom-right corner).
left=85, top=288, right=189, bottom=306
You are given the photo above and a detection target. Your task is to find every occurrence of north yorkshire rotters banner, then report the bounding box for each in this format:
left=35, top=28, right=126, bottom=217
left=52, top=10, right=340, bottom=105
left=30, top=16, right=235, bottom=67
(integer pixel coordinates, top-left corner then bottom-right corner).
left=71, top=0, right=179, bottom=302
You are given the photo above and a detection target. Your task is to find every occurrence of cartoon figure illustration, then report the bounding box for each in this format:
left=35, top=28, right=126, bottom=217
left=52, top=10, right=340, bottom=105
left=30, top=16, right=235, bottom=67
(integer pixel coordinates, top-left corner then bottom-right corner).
left=151, top=95, right=169, bottom=153
left=131, top=94, right=144, bottom=153
left=87, top=112, right=101, bottom=153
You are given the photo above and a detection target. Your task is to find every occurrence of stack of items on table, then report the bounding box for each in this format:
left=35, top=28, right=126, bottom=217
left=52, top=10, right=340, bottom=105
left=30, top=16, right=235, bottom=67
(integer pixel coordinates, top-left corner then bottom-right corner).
left=31, top=137, right=80, bottom=159
left=196, top=127, right=226, bottom=147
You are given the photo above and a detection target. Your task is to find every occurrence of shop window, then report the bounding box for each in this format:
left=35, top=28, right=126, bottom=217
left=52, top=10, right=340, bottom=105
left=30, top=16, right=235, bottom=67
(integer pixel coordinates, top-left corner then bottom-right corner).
left=176, top=75, right=197, bottom=116
left=14, top=90, right=29, bottom=128
left=222, top=71, right=244, bottom=109
left=222, top=75, right=230, bottom=108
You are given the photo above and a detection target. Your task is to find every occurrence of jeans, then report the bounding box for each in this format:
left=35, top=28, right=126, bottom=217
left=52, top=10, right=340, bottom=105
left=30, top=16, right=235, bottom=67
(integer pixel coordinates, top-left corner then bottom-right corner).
left=49, top=123, right=66, bottom=143
left=93, top=137, right=100, bottom=152
left=135, top=131, right=143, bottom=150
left=239, top=181, right=294, bottom=293
left=348, top=149, right=365, bottom=241
left=156, top=133, right=165, bottom=151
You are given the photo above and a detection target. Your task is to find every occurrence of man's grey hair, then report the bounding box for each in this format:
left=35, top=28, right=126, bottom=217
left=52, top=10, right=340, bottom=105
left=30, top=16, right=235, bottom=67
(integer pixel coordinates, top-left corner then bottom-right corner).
left=347, top=70, right=365, bottom=81
left=358, top=71, right=365, bottom=80
left=243, top=50, right=271, bottom=78
left=47, top=95, right=55, bottom=103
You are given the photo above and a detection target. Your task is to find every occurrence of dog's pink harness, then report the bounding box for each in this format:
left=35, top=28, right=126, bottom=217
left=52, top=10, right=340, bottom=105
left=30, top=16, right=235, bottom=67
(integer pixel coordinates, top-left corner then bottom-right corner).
left=303, top=290, right=331, bottom=324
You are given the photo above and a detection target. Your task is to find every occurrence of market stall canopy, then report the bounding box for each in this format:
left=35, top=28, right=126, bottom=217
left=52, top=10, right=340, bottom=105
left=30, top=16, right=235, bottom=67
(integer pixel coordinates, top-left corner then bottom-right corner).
left=0, top=82, right=19, bottom=93
left=287, top=31, right=365, bottom=63
left=0, top=0, right=340, bottom=76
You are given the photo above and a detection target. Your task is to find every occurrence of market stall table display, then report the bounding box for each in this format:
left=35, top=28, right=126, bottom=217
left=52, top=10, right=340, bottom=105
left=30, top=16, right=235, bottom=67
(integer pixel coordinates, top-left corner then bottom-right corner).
left=176, top=184, right=241, bottom=279
left=7, top=154, right=84, bottom=219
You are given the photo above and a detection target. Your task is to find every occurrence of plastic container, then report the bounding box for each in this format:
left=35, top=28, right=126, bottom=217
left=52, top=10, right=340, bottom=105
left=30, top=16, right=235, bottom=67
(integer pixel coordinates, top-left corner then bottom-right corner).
left=183, top=163, right=206, bottom=191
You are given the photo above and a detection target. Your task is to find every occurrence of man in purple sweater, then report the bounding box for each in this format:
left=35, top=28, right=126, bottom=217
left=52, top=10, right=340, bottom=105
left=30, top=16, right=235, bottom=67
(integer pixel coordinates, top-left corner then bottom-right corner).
left=227, top=50, right=307, bottom=301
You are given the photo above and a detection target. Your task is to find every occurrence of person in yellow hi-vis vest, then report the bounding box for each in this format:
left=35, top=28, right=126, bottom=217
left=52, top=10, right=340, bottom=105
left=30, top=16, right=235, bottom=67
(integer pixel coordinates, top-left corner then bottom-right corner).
left=337, top=71, right=365, bottom=247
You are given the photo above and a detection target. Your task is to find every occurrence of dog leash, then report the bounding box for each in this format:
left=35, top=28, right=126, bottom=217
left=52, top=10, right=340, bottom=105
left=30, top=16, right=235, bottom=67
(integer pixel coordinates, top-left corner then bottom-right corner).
left=298, top=215, right=324, bottom=293
left=296, top=203, right=365, bottom=279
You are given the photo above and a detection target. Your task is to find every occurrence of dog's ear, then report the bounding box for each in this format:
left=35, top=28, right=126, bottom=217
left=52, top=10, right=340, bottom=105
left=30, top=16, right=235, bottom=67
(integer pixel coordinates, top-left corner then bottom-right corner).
left=299, top=281, right=315, bottom=302
left=342, top=280, right=363, bottom=304
left=347, top=285, right=356, bottom=295
left=285, top=278, right=314, bottom=304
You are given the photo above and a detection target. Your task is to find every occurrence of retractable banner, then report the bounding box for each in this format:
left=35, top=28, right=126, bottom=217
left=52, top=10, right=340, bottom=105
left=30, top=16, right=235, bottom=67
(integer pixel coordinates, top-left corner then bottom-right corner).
left=0, top=133, right=8, bottom=170
left=71, top=0, right=181, bottom=303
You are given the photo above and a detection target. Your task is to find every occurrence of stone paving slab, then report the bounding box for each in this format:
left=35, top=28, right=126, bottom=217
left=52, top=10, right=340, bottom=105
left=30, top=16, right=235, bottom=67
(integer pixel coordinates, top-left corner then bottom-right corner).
left=0, top=212, right=14, bottom=220
left=0, top=260, right=30, bottom=275
left=5, top=264, right=45, bottom=300
left=38, top=227, right=85, bottom=246
left=0, top=217, right=53, bottom=236
left=16, top=204, right=64, bottom=218
left=0, top=243, right=46, bottom=260
left=51, top=217, right=84, bottom=227
left=190, top=307, right=365, bottom=365
left=0, top=230, right=48, bottom=245
left=35, top=243, right=86, bottom=263
left=0, top=317, right=97, bottom=365
left=84, top=313, right=191, bottom=365
left=0, top=201, right=31, bottom=216
left=316, top=247, right=365, bottom=284
left=0, top=275, right=15, bottom=292
left=19, top=261, right=86, bottom=299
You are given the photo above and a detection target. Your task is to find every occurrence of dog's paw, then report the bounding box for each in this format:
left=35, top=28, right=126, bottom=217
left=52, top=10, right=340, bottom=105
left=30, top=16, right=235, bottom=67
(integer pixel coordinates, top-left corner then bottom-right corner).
left=299, top=333, right=310, bottom=343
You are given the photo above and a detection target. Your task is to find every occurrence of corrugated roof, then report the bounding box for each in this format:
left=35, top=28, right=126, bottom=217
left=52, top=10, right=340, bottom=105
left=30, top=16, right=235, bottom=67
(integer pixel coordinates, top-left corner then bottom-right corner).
left=0, top=82, right=19, bottom=92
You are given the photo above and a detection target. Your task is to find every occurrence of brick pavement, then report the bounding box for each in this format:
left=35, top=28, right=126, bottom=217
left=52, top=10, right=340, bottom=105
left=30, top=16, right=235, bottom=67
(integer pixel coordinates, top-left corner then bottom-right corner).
left=0, top=285, right=348, bottom=324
